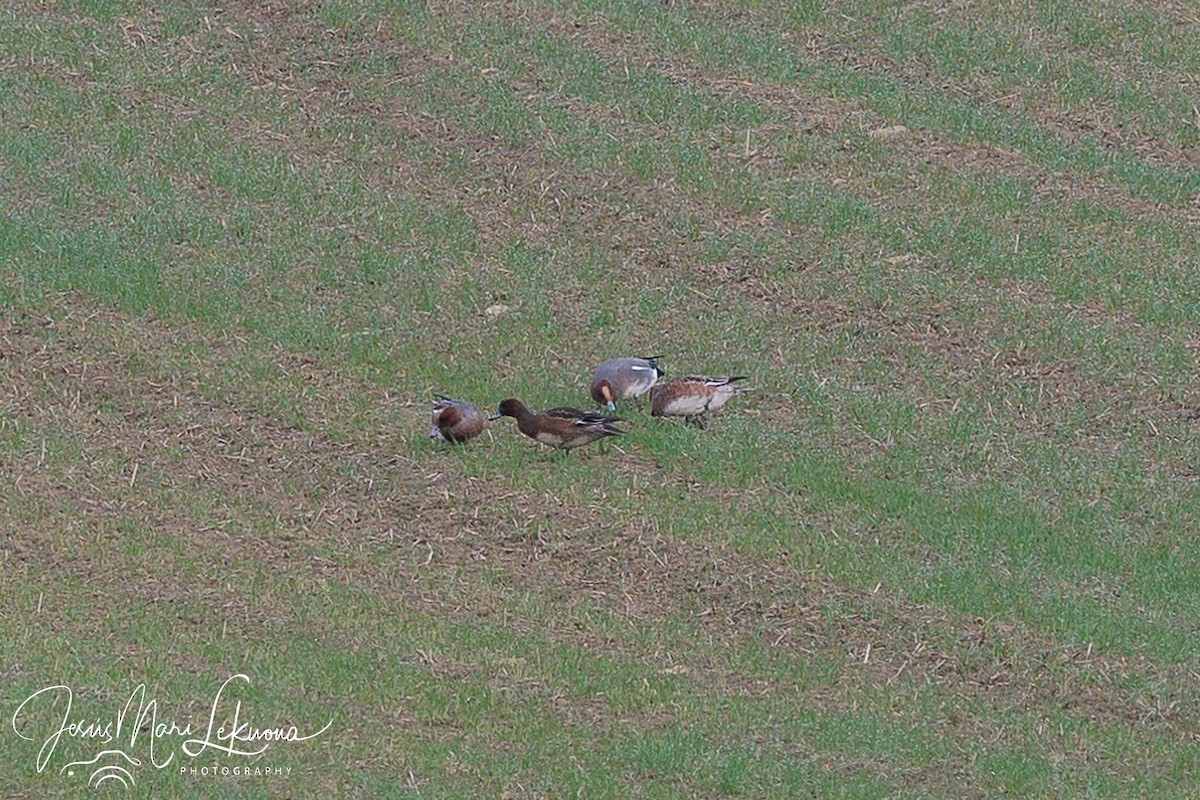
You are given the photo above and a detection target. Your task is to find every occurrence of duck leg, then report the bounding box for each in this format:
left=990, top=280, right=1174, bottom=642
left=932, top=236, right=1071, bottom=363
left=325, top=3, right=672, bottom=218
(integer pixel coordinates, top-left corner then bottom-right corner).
left=540, top=447, right=571, bottom=462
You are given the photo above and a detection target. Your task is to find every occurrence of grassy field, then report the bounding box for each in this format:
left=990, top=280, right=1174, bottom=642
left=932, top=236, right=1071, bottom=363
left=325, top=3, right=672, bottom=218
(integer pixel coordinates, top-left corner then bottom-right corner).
left=3, top=0, right=1200, bottom=796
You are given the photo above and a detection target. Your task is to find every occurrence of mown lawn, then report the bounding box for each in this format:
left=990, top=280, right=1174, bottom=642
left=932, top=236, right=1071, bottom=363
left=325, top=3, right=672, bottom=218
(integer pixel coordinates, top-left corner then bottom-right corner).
left=2, top=0, right=1200, bottom=797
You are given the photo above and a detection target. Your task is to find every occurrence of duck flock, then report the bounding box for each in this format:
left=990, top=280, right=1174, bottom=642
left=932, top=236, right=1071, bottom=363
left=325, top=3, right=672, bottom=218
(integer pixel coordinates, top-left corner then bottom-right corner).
left=429, top=357, right=755, bottom=453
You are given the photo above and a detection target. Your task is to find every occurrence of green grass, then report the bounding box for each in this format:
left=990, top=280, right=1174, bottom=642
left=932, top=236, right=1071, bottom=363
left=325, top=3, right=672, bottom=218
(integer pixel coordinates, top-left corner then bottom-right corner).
left=2, top=0, right=1200, bottom=797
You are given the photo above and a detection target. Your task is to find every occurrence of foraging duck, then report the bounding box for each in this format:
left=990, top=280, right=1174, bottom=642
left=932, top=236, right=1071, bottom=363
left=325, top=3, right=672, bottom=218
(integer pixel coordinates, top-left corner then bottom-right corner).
left=649, top=376, right=755, bottom=428
left=589, top=356, right=665, bottom=411
left=490, top=399, right=624, bottom=452
left=429, top=396, right=486, bottom=444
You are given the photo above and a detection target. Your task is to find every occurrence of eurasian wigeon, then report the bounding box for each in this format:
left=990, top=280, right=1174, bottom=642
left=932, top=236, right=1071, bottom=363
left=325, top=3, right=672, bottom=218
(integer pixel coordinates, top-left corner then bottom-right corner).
left=490, top=399, right=624, bottom=452
left=429, top=396, right=486, bottom=443
left=589, top=356, right=665, bottom=411
left=649, top=376, right=754, bottom=428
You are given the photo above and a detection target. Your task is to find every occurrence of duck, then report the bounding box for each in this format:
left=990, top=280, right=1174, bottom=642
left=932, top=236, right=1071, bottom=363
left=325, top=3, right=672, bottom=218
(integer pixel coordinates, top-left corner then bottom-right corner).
left=649, top=376, right=754, bottom=428
left=589, top=356, right=665, bottom=411
left=490, top=398, right=624, bottom=452
left=429, top=396, right=486, bottom=443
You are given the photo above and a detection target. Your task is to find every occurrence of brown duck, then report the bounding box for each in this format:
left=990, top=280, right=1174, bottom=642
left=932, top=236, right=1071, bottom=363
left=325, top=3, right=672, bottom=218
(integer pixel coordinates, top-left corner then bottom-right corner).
left=490, top=399, right=624, bottom=452
left=429, top=396, right=486, bottom=443
left=649, top=375, right=754, bottom=428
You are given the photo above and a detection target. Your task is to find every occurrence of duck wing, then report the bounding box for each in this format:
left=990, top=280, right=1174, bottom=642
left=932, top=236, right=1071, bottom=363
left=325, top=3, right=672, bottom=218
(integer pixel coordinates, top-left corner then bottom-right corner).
left=544, top=407, right=625, bottom=434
